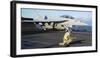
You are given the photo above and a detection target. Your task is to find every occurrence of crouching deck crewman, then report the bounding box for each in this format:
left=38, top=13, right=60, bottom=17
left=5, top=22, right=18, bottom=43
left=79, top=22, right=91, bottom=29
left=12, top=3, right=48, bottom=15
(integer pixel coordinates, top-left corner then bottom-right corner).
left=59, top=26, right=73, bottom=47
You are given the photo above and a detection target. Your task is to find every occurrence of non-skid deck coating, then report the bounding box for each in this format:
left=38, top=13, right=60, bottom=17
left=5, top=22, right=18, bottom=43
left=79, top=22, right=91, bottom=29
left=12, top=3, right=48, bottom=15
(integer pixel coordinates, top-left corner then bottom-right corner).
left=21, top=31, right=92, bottom=49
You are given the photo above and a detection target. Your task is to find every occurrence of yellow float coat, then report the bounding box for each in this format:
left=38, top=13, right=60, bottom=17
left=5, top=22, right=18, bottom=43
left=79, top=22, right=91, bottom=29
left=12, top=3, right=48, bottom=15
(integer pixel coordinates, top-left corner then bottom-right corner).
left=63, top=32, right=72, bottom=44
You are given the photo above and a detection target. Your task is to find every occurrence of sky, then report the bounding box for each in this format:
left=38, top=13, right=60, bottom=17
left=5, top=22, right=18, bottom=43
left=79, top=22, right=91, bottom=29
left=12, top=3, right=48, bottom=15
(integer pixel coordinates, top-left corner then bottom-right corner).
left=21, top=8, right=92, bottom=26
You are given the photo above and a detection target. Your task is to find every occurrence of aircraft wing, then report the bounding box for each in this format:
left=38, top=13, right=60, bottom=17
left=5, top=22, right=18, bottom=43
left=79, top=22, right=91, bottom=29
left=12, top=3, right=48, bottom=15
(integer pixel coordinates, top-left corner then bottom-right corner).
left=69, top=19, right=88, bottom=26
left=59, top=19, right=88, bottom=27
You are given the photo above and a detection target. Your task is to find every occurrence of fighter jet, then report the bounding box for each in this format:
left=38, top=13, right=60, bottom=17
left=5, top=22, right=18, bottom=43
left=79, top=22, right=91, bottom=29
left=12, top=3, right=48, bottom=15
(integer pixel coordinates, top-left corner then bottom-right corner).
left=22, top=14, right=87, bottom=31
left=33, top=15, right=87, bottom=30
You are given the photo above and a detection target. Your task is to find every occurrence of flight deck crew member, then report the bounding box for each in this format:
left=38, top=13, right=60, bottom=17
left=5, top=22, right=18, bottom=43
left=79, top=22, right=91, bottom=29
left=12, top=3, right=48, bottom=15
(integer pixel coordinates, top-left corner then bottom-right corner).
left=59, top=26, right=72, bottom=46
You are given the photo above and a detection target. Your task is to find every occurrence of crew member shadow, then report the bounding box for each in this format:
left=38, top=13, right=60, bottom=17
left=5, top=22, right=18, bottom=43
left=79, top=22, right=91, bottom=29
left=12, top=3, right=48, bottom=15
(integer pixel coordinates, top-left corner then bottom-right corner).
left=65, top=39, right=86, bottom=47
